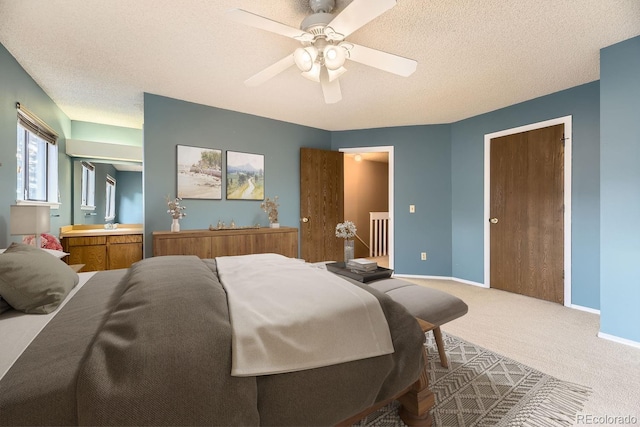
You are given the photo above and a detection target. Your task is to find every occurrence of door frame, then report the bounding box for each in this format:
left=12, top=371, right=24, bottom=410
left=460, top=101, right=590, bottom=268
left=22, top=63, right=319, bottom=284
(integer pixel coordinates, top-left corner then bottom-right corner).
left=484, top=116, right=572, bottom=306
left=339, top=146, right=395, bottom=270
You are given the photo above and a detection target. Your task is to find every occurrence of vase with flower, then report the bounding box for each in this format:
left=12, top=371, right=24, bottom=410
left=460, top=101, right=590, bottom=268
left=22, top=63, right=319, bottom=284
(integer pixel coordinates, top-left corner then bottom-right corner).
left=166, top=196, right=186, bottom=232
left=261, top=196, right=280, bottom=228
left=335, top=220, right=357, bottom=263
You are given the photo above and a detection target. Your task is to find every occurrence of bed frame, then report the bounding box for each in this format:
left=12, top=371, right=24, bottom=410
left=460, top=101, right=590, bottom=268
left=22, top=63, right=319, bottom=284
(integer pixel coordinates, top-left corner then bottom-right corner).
left=337, top=318, right=435, bottom=426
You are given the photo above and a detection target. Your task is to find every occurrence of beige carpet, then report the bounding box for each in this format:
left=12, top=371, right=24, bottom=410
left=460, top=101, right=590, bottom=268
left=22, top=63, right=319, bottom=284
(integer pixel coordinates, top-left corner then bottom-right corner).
left=400, top=278, right=640, bottom=424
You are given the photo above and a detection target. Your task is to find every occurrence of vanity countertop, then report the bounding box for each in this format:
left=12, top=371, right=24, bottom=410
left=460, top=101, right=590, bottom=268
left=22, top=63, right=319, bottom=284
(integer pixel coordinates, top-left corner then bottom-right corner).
left=59, top=224, right=143, bottom=238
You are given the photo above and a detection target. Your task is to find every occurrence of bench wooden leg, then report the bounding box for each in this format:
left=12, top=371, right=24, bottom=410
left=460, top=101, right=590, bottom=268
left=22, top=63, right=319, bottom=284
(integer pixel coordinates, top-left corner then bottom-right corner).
left=432, top=326, right=448, bottom=368
left=416, top=318, right=449, bottom=369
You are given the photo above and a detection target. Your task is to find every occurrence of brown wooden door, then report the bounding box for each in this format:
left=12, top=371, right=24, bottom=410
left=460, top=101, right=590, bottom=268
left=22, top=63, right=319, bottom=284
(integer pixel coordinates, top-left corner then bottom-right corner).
left=490, top=124, right=564, bottom=303
left=300, top=147, right=344, bottom=263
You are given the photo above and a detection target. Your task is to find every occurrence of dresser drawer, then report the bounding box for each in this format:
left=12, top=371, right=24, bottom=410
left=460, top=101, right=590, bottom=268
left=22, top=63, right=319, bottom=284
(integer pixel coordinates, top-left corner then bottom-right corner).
left=108, top=234, right=143, bottom=244
left=66, top=236, right=107, bottom=246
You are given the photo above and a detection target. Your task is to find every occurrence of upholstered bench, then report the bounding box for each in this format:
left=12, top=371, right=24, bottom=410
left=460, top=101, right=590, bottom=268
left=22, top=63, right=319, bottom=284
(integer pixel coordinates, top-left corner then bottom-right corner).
left=326, top=270, right=468, bottom=368
left=367, top=278, right=468, bottom=367
left=317, top=262, right=469, bottom=367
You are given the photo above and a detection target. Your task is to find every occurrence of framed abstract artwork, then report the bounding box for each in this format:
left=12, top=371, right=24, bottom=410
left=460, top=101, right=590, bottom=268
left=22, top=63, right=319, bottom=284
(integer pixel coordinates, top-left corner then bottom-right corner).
left=176, top=145, right=222, bottom=200
left=226, top=151, right=264, bottom=200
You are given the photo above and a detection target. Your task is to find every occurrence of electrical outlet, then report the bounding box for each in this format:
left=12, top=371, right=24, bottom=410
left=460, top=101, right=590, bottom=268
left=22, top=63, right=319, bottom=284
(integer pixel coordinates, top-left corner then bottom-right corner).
left=421, top=252, right=427, bottom=261
left=409, top=205, right=415, bottom=213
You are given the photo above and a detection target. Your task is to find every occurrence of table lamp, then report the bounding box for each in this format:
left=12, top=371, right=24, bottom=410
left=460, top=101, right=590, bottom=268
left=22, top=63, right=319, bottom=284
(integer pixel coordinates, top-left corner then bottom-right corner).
left=10, top=205, right=51, bottom=249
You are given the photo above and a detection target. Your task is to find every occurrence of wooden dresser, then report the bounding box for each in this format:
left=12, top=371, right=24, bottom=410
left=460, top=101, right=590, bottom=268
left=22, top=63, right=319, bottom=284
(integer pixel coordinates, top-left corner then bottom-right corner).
left=152, top=227, right=298, bottom=259
left=60, top=224, right=143, bottom=271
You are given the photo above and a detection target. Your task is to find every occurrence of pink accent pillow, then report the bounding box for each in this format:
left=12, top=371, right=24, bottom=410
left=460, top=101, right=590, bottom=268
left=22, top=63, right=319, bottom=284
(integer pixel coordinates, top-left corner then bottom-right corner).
left=21, top=233, right=64, bottom=251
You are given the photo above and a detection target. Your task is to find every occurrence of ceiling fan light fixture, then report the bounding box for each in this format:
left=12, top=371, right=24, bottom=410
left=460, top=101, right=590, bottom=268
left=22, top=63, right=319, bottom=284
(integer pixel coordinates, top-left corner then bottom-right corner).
left=323, top=45, right=346, bottom=70
left=228, top=0, right=417, bottom=103
left=294, top=46, right=318, bottom=72
left=326, top=65, right=346, bottom=82
left=301, top=62, right=322, bottom=82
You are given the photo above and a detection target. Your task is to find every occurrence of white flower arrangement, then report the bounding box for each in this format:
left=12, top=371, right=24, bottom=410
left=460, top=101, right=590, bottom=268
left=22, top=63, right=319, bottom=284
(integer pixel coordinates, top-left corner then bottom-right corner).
left=166, top=196, right=187, bottom=219
left=335, top=221, right=357, bottom=239
left=261, top=196, right=279, bottom=224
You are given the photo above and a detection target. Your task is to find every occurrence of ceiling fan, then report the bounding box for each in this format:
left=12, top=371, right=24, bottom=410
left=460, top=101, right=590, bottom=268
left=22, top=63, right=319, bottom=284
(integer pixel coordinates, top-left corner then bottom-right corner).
left=227, top=0, right=417, bottom=104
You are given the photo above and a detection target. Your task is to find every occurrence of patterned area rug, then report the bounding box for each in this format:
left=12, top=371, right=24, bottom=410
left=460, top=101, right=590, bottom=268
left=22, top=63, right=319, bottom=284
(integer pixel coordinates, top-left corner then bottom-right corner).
left=356, top=332, right=591, bottom=427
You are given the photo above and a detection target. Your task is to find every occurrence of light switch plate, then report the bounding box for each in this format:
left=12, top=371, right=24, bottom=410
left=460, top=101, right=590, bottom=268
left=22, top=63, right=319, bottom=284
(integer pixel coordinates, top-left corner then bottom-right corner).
left=409, top=205, right=415, bottom=213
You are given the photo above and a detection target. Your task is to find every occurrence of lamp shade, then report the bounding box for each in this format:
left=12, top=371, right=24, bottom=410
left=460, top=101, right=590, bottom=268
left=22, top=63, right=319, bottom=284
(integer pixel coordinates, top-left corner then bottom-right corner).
left=10, top=205, right=50, bottom=236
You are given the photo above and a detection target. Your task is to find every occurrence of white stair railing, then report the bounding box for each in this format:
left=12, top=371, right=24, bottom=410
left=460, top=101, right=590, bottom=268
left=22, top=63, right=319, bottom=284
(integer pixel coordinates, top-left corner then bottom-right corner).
left=369, top=212, right=389, bottom=257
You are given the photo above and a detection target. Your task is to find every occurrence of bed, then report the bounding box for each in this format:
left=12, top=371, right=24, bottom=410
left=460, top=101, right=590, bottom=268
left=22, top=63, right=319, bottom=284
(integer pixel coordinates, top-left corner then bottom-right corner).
left=0, top=244, right=433, bottom=426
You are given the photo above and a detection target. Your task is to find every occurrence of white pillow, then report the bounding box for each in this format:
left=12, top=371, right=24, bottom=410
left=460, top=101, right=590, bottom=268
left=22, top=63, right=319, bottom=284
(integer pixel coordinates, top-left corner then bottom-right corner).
left=0, top=248, right=69, bottom=259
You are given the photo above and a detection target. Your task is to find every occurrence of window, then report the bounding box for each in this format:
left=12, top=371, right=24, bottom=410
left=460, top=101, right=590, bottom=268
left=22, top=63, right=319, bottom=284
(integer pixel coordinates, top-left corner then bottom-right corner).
left=15, top=103, right=59, bottom=206
left=105, top=175, right=116, bottom=221
left=81, top=161, right=96, bottom=209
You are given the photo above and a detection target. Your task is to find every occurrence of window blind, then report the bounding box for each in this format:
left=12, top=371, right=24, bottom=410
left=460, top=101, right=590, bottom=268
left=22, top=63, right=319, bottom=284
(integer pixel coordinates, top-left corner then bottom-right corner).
left=16, top=102, right=58, bottom=145
left=81, top=161, right=95, bottom=171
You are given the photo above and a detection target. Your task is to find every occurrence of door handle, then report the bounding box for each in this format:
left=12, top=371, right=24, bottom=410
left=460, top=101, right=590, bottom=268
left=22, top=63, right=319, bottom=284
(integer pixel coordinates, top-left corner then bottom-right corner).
left=301, top=217, right=309, bottom=223
left=489, top=217, right=499, bottom=224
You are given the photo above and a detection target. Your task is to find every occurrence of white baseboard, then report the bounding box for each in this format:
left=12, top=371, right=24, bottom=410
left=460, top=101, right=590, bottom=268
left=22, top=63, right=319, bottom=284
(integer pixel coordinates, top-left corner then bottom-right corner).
left=452, top=277, right=488, bottom=288
left=392, top=274, right=487, bottom=288
left=393, top=274, right=453, bottom=280
left=570, top=304, right=600, bottom=315
left=597, top=331, right=640, bottom=349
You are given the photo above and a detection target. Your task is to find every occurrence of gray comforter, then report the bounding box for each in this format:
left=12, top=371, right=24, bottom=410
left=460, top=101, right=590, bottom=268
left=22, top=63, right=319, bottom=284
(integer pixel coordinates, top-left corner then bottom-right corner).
left=0, top=256, right=425, bottom=426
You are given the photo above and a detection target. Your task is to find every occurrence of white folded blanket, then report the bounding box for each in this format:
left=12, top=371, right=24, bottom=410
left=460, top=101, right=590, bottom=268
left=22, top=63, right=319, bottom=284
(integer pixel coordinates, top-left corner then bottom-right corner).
left=216, top=253, right=394, bottom=376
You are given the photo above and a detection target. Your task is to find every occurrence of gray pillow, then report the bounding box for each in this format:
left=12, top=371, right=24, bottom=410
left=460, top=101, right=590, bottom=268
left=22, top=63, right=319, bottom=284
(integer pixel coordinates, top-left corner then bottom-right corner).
left=0, top=242, right=79, bottom=314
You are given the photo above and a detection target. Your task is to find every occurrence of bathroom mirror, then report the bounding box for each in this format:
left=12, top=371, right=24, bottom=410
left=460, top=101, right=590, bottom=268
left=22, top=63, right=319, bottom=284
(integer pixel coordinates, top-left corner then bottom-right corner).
left=72, top=160, right=143, bottom=225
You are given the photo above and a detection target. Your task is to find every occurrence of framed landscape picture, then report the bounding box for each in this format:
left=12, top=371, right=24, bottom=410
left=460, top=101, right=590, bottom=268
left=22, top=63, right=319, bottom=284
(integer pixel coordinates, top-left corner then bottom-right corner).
left=176, top=145, right=222, bottom=199
left=226, top=151, right=264, bottom=200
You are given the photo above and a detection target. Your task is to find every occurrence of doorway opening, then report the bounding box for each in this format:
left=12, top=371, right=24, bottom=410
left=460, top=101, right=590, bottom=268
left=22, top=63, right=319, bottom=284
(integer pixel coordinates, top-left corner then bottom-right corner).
left=484, top=116, right=572, bottom=306
left=339, top=146, right=394, bottom=269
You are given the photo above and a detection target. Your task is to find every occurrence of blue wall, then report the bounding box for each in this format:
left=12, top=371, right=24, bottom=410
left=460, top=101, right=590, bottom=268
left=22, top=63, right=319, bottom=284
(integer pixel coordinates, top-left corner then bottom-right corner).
left=451, top=82, right=601, bottom=309
left=0, top=43, right=73, bottom=245
left=117, top=171, right=143, bottom=224
left=600, top=36, right=640, bottom=342
left=332, top=125, right=452, bottom=276
left=143, top=93, right=331, bottom=257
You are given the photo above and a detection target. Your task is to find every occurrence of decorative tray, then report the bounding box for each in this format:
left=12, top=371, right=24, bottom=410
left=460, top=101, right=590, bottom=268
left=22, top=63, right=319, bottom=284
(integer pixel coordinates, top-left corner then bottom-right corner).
left=325, top=262, right=394, bottom=283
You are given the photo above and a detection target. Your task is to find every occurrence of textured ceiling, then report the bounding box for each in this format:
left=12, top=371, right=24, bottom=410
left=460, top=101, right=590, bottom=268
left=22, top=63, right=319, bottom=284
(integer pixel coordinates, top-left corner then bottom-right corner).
left=0, top=0, right=638, bottom=131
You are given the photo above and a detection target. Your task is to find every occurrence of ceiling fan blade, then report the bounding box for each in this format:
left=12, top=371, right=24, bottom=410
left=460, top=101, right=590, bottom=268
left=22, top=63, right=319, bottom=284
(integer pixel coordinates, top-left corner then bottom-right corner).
left=227, top=8, right=309, bottom=40
left=245, top=55, right=296, bottom=87
left=320, top=68, right=342, bottom=104
left=327, top=0, right=396, bottom=39
left=348, top=43, right=417, bottom=77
